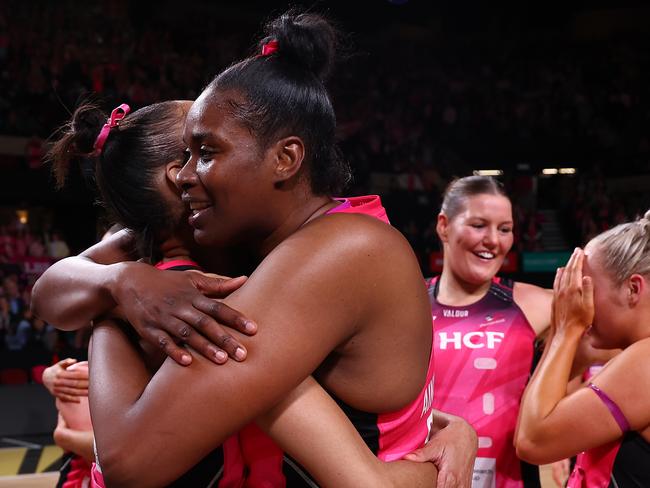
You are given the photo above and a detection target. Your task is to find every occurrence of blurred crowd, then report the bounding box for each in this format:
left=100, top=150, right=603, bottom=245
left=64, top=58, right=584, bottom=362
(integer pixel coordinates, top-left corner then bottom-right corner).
left=0, top=217, right=84, bottom=381
left=0, top=1, right=649, bottom=347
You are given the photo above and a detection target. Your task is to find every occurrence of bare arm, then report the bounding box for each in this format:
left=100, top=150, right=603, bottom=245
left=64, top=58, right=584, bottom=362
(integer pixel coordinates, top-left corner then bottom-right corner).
left=260, top=377, right=438, bottom=487
left=53, top=415, right=95, bottom=463
left=90, top=218, right=432, bottom=486
left=516, top=249, right=650, bottom=463
left=31, top=229, right=138, bottom=331
left=90, top=321, right=438, bottom=487
left=31, top=229, right=256, bottom=365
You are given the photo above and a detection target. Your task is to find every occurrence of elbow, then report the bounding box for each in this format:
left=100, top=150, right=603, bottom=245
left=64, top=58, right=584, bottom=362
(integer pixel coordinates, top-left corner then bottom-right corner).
left=514, top=433, right=554, bottom=465
left=99, top=446, right=144, bottom=488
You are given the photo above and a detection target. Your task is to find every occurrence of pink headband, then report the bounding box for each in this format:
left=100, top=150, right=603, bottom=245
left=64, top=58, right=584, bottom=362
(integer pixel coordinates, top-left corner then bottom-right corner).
left=260, top=40, right=278, bottom=56
left=93, top=103, right=131, bottom=155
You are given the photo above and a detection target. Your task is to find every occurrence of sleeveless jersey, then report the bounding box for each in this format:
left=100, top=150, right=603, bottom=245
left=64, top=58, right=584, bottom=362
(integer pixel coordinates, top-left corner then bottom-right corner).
left=95, top=196, right=433, bottom=487
left=427, top=276, right=536, bottom=488
left=568, top=384, right=650, bottom=488
left=227, top=195, right=434, bottom=486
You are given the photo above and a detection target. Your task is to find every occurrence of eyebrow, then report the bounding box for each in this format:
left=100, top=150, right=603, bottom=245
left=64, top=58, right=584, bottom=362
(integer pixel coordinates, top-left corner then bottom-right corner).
left=190, top=130, right=213, bottom=142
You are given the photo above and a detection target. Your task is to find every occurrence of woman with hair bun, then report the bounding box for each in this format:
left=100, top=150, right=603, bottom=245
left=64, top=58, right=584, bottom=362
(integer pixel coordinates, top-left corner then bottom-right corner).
left=34, top=10, right=479, bottom=487
left=428, top=176, right=620, bottom=488
left=516, top=213, right=650, bottom=487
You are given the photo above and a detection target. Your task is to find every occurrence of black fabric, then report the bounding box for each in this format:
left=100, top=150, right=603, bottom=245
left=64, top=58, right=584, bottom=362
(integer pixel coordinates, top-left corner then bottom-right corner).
left=610, top=432, right=650, bottom=487
left=55, top=452, right=75, bottom=488
left=332, top=394, right=381, bottom=455
left=167, top=447, right=224, bottom=487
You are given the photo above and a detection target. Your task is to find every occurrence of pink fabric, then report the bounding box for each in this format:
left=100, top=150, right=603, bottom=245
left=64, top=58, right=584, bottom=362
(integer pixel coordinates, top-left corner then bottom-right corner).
left=430, top=276, right=536, bottom=488
left=61, top=456, right=91, bottom=488
left=154, top=259, right=201, bottom=270
left=93, top=104, right=130, bottom=154
left=327, top=195, right=390, bottom=224
left=90, top=463, right=105, bottom=488
left=567, top=440, right=621, bottom=488
left=376, top=339, right=436, bottom=461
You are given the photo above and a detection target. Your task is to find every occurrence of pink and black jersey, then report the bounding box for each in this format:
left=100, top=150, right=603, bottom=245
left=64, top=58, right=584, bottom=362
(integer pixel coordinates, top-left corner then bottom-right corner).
left=567, top=383, right=650, bottom=488
left=428, top=276, right=536, bottom=488
left=326, top=195, right=435, bottom=462
left=227, top=195, right=435, bottom=486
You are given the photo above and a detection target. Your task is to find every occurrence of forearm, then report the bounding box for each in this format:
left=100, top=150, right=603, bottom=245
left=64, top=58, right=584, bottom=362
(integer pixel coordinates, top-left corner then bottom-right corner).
left=32, top=257, right=127, bottom=330
left=258, top=377, right=437, bottom=487
left=53, top=426, right=95, bottom=463
left=517, top=328, right=583, bottom=447
left=89, top=321, right=158, bottom=486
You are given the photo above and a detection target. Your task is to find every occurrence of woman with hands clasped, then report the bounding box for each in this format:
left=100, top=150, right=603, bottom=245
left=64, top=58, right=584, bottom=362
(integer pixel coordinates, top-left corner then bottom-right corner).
left=516, top=213, right=650, bottom=487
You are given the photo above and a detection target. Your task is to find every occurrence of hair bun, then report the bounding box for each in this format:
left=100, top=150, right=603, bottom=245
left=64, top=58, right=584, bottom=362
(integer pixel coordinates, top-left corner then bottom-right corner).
left=71, top=105, right=107, bottom=153
left=262, top=11, right=337, bottom=81
left=644, top=209, right=650, bottom=222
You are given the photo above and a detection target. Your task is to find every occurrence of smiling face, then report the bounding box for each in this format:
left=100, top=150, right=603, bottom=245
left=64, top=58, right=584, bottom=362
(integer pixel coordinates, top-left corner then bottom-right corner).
left=177, top=88, right=278, bottom=248
left=438, top=193, right=514, bottom=286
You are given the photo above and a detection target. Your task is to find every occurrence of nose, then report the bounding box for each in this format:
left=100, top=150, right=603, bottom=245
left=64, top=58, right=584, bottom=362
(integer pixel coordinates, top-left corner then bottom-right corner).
left=483, top=226, right=498, bottom=248
left=176, top=153, right=198, bottom=191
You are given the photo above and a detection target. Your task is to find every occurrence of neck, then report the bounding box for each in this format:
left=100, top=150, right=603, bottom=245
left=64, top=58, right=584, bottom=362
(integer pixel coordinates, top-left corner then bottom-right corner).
left=437, top=266, right=492, bottom=306
left=157, top=236, right=193, bottom=263
left=255, top=193, right=336, bottom=258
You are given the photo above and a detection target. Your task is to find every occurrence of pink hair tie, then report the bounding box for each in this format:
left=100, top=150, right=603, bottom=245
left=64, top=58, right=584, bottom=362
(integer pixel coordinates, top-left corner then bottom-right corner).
left=261, top=40, right=278, bottom=56
left=93, top=103, right=130, bottom=155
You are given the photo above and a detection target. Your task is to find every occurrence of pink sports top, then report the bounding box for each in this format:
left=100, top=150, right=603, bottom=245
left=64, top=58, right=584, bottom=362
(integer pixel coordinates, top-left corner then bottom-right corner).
left=567, top=383, right=650, bottom=488
left=228, top=195, right=434, bottom=486
left=428, top=276, right=536, bottom=488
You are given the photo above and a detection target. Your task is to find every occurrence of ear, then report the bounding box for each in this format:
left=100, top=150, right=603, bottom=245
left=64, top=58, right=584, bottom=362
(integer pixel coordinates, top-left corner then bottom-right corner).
left=165, top=159, right=184, bottom=191
left=627, top=274, right=645, bottom=307
left=271, top=136, right=305, bottom=185
left=436, top=213, right=450, bottom=243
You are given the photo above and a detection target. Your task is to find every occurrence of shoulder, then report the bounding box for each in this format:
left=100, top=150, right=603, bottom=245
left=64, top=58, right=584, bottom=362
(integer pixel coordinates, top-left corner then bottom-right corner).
left=513, top=281, right=553, bottom=336
left=592, top=338, right=650, bottom=431
left=241, top=212, right=425, bottom=320
left=282, top=213, right=418, bottom=270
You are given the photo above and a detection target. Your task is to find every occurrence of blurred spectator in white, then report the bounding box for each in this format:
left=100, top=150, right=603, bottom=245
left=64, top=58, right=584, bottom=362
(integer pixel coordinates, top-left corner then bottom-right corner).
left=47, top=230, right=70, bottom=259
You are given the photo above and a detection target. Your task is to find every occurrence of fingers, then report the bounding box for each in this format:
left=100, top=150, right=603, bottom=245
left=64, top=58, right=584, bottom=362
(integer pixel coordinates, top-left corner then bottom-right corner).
left=403, top=448, right=429, bottom=462
left=58, top=358, right=77, bottom=370
left=183, top=333, right=229, bottom=364
left=583, top=275, right=594, bottom=317
left=54, top=375, right=89, bottom=391
left=162, top=314, right=230, bottom=364
left=553, top=267, right=564, bottom=293
left=141, top=327, right=193, bottom=366
left=54, top=385, right=89, bottom=399
left=191, top=296, right=257, bottom=335
left=174, top=303, right=248, bottom=361
left=193, top=273, right=248, bottom=298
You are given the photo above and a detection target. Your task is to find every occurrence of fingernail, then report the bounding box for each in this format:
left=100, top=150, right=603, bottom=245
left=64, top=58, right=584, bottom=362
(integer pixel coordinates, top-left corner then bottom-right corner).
left=215, top=351, right=227, bottom=362
left=235, top=347, right=246, bottom=361
left=181, top=354, right=192, bottom=365
left=244, top=321, right=257, bottom=333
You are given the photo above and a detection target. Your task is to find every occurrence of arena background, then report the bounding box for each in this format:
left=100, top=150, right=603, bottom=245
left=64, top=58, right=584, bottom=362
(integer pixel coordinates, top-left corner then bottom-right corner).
left=1, top=0, right=649, bottom=485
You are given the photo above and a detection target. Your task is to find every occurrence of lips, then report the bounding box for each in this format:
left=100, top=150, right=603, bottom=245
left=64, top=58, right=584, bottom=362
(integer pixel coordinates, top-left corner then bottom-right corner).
left=474, top=251, right=496, bottom=260
left=183, top=196, right=213, bottom=228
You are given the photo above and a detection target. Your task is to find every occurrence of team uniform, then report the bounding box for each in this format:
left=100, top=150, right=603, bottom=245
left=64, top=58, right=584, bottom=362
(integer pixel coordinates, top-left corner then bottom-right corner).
left=567, top=384, right=650, bottom=488
left=219, top=195, right=436, bottom=486
left=427, top=276, right=537, bottom=488
left=93, top=196, right=435, bottom=487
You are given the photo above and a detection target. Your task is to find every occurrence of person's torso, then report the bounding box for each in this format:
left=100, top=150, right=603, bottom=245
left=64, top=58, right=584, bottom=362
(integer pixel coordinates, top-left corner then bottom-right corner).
left=428, top=276, right=536, bottom=488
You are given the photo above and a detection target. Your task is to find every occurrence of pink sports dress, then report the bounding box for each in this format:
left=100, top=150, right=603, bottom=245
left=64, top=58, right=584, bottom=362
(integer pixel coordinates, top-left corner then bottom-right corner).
left=428, top=276, right=536, bottom=488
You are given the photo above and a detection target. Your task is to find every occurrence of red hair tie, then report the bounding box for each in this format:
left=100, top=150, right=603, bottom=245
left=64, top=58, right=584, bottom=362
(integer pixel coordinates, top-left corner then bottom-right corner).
left=261, top=40, right=279, bottom=56
left=93, top=103, right=131, bottom=155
